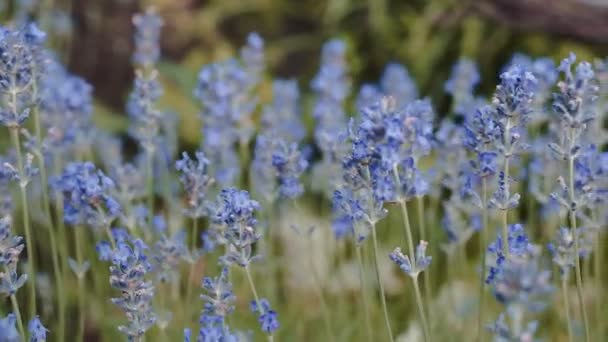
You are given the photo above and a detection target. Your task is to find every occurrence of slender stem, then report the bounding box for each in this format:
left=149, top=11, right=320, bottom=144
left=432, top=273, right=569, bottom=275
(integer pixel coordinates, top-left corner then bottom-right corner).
left=562, top=277, right=574, bottom=342
left=354, top=245, right=373, bottom=342
left=47, top=222, right=65, bottom=341
left=568, top=156, right=590, bottom=342
left=32, top=90, right=66, bottom=341
left=307, top=237, right=335, bottom=342
left=185, top=218, right=199, bottom=318
left=477, top=178, right=489, bottom=342
left=146, top=150, right=155, bottom=234
left=75, top=226, right=86, bottom=342
left=398, top=200, right=416, bottom=258
left=416, top=197, right=432, bottom=325
left=9, top=127, right=36, bottom=316
left=370, top=222, right=394, bottom=342
left=393, top=166, right=415, bottom=254
left=501, top=119, right=511, bottom=257
left=54, top=156, right=68, bottom=341
left=594, top=223, right=602, bottom=341
left=10, top=294, right=25, bottom=340
left=413, top=276, right=431, bottom=342
left=190, top=218, right=199, bottom=252
left=244, top=265, right=274, bottom=342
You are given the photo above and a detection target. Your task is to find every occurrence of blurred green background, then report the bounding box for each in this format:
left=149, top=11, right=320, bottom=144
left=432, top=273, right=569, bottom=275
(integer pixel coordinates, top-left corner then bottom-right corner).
left=3, top=0, right=606, bottom=148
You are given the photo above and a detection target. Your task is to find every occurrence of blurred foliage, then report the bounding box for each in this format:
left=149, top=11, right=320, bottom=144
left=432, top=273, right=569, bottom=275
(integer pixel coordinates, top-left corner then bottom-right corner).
left=4, top=0, right=604, bottom=146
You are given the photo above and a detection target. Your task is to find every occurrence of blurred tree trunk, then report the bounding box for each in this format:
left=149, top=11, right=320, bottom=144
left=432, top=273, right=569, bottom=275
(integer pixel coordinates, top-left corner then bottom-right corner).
left=68, top=0, right=138, bottom=108
left=474, top=0, right=608, bottom=44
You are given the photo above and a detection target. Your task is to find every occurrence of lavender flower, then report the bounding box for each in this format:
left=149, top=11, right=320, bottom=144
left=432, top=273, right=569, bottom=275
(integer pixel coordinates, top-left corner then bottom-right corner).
left=201, top=268, right=235, bottom=318
left=380, top=63, right=418, bottom=107
left=0, top=216, right=27, bottom=295
left=492, top=64, right=537, bottom=123
left=126, top=69, right=163, bottom=153
left=445, top=58, right=480, bottom=115
left=209, top=188, right=262, bottom=267
left=487, top=312, right=539, bottom=342
left=240, top=32, right=265, bottom=88
left=40, top=59, right=94, bottom=157
left=195, top=59, right=251, bottom=186
left=1, top=152, right=38, bottom=189
left=0, top=24, right=45, bottom=128
left=152, top=230, right=188, bottom=284
left=311, top=39, right=350, bottom=161
left=0, top=313, right=20, bottom=342
left=486, top=225, right=552, bottom=308
left=548, top=226, right=593, bottom=279
left=195, top=315, right=240, bottom=342
left=132, top=8, right=163, bottom=67
left=109, top=238, right=156, bottom=339
left=261, top=79, right=305, bottom=143
left=176, top=151, right=214, bottom=218
left=54, top=162, right=121, bottom=228
left=252, top=136, right=308, bottom=201
left=389, top=241, right=432, bottom=278
left=250, top=298, right=280, bottom=334
left=27, top=316, right=47, bottom=342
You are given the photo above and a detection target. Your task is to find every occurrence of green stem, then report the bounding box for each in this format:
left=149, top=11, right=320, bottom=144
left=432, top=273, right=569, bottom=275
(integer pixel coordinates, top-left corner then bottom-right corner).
left=146, top=150, right=155, bottom=236
left=413, top=276, right=431, bottom=342
left=595, top=223, right=602, bottom=340
left=75, top=226, right=86, bottom=342
left=185, top=218, right=199, bottom=319
left=10, top=294, right=25, bottom=341
left=417, top=197, right=432, bottom=325
left=355, top=245, right=373, bottom=342
left=477, top=178, right=489, bottom=342
left=562, top=277, right=574, bottom=342
left=393, top=166, right=415, bottom=254
left=244, top=265, right=274, bottom=342
left=568, top=156, right=590, bottom=342
left=307, top=237, right=335, bottom=342
left=370, top=222, right=394, bottom=342
left=9, top=127, right=36, bottom=316
left=501, top=119, right=511, bottom=257
left=32, top=90, right=65, bottom=338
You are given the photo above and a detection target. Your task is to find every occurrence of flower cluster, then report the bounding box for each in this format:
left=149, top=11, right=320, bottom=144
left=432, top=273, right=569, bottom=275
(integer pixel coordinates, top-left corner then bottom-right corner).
left=0, top=23, right=46, bottom=128
left=444, top=58, right=480, bottom=116
left=54, top=162, right=121, bottom=228
left=209, top=188, right=262, bottom=267
left=0, top=216, right=27, bottom=296
left=389, top=241, right=432, bottom=278
left=40, top=59, right=94, bottom=156
left=261, top=79, right=305, bottom=143
left=252, top=135, right=308, bottom=202
left=250, top=298, right=280, bottom=334
left=176, top=151, right=214, bottom=218
left=109, top=237, right=156, bottom=339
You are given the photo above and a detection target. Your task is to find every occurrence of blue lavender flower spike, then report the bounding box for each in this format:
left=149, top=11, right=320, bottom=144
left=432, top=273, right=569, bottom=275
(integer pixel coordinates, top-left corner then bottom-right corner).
left=0, top=216, right=27, bottom=296
left=53, top=162, right=121, bottom=229
left=0, top=313, right=20, bottom=342
left=389, top=241, right=432, bottom=278
left=27, top=316, right=48, bottom=342
left=380, top=63, right=418, bottom=107
left=201, top=268, right=235, bottom=318
left=176, top=151, right=214, bottom=218
left=132, top=8, right=163, bottom=67
left=109, top=238, right=156, bottom=339
left=445, top=58, right=480, bottom=115
left=250, top=298, right=279, bottom=334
